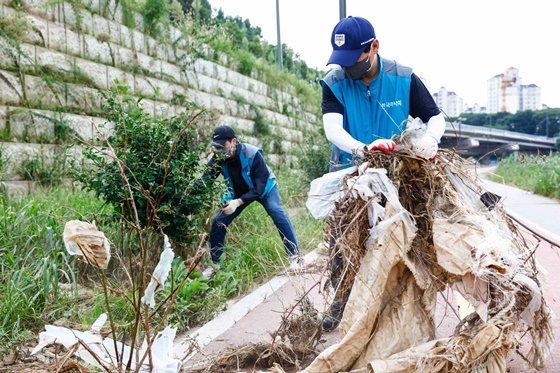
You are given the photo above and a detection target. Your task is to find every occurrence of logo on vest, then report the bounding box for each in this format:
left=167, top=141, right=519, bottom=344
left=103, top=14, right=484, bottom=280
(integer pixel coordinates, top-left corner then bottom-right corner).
left=379, top=100, right=403, bottom=109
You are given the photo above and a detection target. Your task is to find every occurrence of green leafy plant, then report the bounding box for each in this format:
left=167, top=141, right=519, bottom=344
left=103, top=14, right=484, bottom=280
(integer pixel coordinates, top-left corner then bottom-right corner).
left=74, top=91, right=222, bottom=255
left=142, top=0, right=168, bottom=37
left=19, top=148, right=70, bottom=186
left=299, top=133, right=331, bottom=182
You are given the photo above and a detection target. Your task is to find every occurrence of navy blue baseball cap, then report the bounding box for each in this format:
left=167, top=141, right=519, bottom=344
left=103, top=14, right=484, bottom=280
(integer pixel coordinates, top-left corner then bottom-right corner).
left=327, top=16, right=376, bottom=67
left=211, top=125, right=236, bottom=146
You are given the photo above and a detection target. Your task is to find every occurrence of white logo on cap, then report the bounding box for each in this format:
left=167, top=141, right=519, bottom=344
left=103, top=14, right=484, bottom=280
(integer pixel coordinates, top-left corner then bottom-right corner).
left=334, top=34, right=345, bottom=47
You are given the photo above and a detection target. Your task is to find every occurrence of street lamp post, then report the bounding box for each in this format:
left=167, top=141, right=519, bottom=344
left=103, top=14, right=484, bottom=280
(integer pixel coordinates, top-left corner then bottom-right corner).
left=456, top=117, right=466, bottom=148
left=276, top=0, right=282, bottom=71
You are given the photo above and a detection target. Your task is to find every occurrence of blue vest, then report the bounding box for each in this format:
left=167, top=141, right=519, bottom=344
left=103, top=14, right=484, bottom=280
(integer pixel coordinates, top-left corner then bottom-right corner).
left=221, top=143, right=276, bottom=202
left=321, top=56, right=412, bottom=169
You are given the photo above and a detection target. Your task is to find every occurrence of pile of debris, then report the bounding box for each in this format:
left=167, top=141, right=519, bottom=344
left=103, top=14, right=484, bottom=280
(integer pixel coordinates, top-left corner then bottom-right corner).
left=303, top=149, right=554, bottom=372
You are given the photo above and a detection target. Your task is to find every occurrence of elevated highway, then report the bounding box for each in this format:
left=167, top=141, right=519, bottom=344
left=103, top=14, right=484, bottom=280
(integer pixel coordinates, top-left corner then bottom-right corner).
left=439, top=122, right=556, bottom=161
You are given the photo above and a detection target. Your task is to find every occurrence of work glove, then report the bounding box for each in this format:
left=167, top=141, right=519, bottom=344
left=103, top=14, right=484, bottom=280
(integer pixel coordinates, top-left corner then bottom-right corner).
left=412, top=135, right=438, bottom=160
left=368, top=139, right=397, bottom=155
left=221, top=199, right=241, bottom=215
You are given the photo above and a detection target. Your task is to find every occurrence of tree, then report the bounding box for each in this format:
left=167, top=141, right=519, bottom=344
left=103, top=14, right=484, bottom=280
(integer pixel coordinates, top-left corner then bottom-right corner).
left=74, top=91, right=223, bottom=256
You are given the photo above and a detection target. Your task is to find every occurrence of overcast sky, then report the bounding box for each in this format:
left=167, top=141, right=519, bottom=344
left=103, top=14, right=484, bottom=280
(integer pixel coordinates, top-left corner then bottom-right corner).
left=208, top=0, right=560, bottom=109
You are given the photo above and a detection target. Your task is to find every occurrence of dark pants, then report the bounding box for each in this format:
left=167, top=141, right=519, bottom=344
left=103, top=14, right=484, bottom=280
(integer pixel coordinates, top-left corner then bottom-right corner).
left=327, top=214, right=351, bottom=313
left=209, top=185, right=300, bottom=264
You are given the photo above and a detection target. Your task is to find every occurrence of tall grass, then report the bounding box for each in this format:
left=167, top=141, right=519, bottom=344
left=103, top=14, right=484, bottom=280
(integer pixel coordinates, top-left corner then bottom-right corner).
left=491, top=152, right=560, bottom=199
left=0, top=167, right=325, bottom=353
left=0, top=186, right=113, bottom=353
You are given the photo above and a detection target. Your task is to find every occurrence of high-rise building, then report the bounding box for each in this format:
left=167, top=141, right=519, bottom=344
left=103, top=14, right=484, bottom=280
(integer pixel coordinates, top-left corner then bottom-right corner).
left=433, top=87, right=464, bottom=118
left=487, top=67, right=541, bottom=113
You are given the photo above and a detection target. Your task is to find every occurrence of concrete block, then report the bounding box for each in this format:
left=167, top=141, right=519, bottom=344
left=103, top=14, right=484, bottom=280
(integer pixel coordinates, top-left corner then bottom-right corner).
left=2, top=143, right=46, bottom=180
left=154, top=101, right=172, bottom=119
left=22, top=0, right=48, bottom=18
left=24, top=75, right=65, bottom=109
left=150, top=78, right=175, bottom=102
left=92, top=14, right=110, bottom=38
left=87, top=0, right=101, bottom=14
left=0, top=70, right=23, bottom=106
left=0, top=106, right=7, bottom=138
left=60, top=112, right=95, bottom=142
left=131, top=29, right=145, bottom=54
left=65, top=84, right=102, bottom=114
left=138, top=98, right=155, bottom=117
left=119, top=24, right=133, bottom=49
left=26, top=15, right=48, bottom=47
left=10, top=108, right=56, bottom=143
left=65, top=28, right=81, bottom=56
left=113, top=44, right=134, bottom=67
left=35, top=46, right=73, bottom=71
left=107, top=66, right=133, bottom=91
left=74, top=57, right=107, bottom=89
left=160, top=61, right=181, bottom=83
left=54, top=2, right=78, bottom=28
left=133, top=75, right=154, bottom=98
left=82, top=33, right=112, bottom=65
left=47, top=20, right=67, bottom=51
left=136, top=52, right=156, bottom=73
left=107, top=18, right=122, bottom=45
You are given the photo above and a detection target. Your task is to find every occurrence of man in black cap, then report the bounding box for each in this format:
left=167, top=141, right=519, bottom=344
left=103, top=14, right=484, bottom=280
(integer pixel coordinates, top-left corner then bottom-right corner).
left=320, top=16, right=446, bottom=331
left=201, top=125, right=305, bottom=279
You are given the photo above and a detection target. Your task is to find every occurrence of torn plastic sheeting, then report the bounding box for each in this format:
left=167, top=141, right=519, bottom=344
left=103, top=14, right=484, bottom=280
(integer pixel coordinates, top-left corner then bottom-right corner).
left=302, top=152, right=553, bottom=373
left=142, top=235, right=175, bottom=308
left=31, top=313, right=181, bottom=372
left=63, top=220, right=111, bottom=269
left=305, top=166, right=357, bottom=219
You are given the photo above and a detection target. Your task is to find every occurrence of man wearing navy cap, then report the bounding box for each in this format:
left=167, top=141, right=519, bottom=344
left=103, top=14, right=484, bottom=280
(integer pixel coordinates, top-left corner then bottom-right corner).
left=201, top=125, right=305, bottom=279
left=320, top=16, right=446, bottom=331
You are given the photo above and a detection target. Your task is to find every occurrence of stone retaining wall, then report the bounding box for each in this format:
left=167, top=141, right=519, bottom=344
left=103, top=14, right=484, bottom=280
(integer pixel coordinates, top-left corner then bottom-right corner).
left=0, top=0, right=322, bottom=190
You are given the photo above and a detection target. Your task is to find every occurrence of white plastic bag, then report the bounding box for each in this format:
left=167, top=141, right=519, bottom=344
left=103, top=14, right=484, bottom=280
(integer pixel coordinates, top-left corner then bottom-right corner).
left=305, top=166, right=357, bottom=219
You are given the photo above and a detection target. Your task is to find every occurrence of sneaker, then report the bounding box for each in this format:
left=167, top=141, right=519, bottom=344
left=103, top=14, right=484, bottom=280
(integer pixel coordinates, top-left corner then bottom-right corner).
left=287, top=255, right=311, bottom=273
left=202, top=263, right=220, bottom=279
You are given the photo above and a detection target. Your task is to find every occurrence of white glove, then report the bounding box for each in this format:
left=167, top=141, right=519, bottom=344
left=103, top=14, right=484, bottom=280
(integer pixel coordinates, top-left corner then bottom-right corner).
left=221, top=199, right=241, bottom=215
left=368, top=139, right=397, bottom=154
left=412, top=135, right=438, bottom=160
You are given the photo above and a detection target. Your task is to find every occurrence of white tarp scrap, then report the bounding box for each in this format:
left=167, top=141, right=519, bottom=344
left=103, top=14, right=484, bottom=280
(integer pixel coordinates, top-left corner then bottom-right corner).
left=63, top=220, right=111, bottom=269
left=304, top=155, right=554, bottom=373
left=32, top=313, right=181, bottom=372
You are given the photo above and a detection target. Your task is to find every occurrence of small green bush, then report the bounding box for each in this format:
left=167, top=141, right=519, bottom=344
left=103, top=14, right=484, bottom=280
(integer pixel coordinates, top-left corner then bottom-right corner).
left=73, top=91, right=222, bottom=255
left=299, top=134, right=331, bottom=183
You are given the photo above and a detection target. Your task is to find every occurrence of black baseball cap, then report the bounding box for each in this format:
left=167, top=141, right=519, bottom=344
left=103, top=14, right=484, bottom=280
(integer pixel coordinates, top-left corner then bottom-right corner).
left=211, top=125, right=236, bottom=147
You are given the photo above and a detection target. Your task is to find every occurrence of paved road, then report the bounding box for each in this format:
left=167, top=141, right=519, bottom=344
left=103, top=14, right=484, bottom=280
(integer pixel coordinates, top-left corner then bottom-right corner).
left=177, top=166, right=560, bottom=372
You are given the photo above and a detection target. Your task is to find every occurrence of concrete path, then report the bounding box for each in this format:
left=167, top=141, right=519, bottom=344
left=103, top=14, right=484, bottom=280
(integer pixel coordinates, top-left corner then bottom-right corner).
left=177, top=166, right=560, bottom=372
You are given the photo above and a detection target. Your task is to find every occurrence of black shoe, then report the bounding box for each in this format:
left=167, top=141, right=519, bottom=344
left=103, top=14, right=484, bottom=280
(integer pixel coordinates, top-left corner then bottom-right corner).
left=322, top=315, right=340, bottom=331
left=322, top=297, right=345, bottom=331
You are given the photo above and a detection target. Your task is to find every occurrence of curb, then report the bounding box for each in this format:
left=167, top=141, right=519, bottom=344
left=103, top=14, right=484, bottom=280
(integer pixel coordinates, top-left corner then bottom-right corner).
left=174, top=249, right=322, bottom=361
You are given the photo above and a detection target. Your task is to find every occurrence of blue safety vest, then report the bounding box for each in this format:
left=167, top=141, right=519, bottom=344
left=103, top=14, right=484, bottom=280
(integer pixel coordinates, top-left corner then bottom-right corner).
left=221, top=143, right=276, bottom=202
left=321, top=56, right=412, bottom=169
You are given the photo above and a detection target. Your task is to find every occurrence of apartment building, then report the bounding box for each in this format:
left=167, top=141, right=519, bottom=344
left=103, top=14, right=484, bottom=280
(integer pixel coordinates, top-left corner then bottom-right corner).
left=433, top=87, right=464, bottom=117
left=486, top=67, right=542, bottom=113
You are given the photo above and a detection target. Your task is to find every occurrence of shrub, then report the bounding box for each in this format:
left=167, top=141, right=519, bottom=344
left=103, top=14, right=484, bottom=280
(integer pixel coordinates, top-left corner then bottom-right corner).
left=73, top=91, right=222, bottom=255
left=299, top=133, right=331, bottom=182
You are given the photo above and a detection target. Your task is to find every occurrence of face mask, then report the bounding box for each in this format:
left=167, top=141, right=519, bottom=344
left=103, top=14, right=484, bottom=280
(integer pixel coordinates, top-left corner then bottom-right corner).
left=214, top=143, right=236, bottom=159
left=343, top=54, right=372, bottom=80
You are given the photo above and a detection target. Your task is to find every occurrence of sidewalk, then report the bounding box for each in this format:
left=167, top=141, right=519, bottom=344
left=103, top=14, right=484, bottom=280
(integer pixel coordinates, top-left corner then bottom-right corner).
left=177, top=166, right=560, bottom=372
left=474, top=165, right=560, bottom=237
